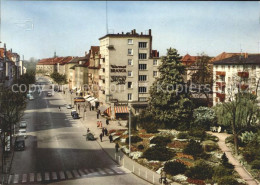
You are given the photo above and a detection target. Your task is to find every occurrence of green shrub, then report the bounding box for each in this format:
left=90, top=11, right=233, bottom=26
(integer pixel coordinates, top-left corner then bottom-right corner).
left=188, top=129, right=206, bottom=140
left=225, top=135, right=243, bottom=146
left=164, top=161, right=187, bottom=175
left=125, top=136, right=143, bottom=144
left=251, top=160, right=260, bottom=169
left=177, top=132, right=189, bottom=139
left=150, top=136, right=171, bottom=146
left=185, top=160, right=214, bottom=180
left=217, top=176, right=238, bottom=185
left=213, top=165, right=233, bottom=178
left=183, top=139, right=203, bottom=158
left=143, top=146, right=175, bottom=161
left=243, top=144, right=260, bottom=163
left=137, top=144, right=145, bottom=150
left=221, top=153, right=234, bottom=169
left=202, top=140, right=219, bottom=152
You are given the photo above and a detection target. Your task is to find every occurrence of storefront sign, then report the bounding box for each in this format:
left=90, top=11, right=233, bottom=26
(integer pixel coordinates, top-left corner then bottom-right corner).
left=111, top=76, right=126, bottom=85
left=111, top=65, right=126, bottom=73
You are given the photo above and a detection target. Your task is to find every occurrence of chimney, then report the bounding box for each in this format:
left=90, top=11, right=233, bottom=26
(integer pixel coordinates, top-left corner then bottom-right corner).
left=131, top=30, right=134, bottom=34
left=122, top=32, right=124, bottom=34
left=148, top=29, right=151, bottom=36
left=141, top=32, right=143, bottom=35
left=133, top=29, right=136, bottom=34
left=244, top=53, right=248, bottom=58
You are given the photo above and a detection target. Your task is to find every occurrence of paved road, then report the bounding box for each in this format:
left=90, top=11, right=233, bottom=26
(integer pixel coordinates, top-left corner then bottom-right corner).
left=9, top=77, right=150, bottom=185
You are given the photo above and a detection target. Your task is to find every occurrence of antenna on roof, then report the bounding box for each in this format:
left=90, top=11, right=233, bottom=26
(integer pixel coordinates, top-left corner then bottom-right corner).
left=54, top=50, right=57, bottom=58
left=106, top=1, right=108, bottom=34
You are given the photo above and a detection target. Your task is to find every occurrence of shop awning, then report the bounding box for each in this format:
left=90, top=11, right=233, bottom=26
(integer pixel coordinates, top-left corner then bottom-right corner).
left=114, top=106, right=129, bottom=113
left=99, top=105, right=110, bottom=113
left=84, top=95, right=91, bottom=99
left=86, top=97, right=95, bottom=102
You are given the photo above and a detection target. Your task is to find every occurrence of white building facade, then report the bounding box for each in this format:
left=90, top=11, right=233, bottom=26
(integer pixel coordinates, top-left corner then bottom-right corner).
left=98, top=29, right=161, bottom=117
left=213, top=54, right=260, bottom=106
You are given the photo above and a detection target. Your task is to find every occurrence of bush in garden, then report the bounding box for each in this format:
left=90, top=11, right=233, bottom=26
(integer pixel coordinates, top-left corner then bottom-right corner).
left=225, top=135, right=243, bottom=146
left=143, top=146, right=175, bottom=161
left=251, top=160, right=260, bottom=169
left=240, top=131, right=258, bottom=145
left=221, top=153, right=234, bottom=169
left=188, top=129, right=206, bottom=140
left=242, top=142, right=260, bottom=163
left=164, top=161, right=187, bottom=175
left=183, top=139, right=203, bottom=158
left=137, top=144, right=144, bottom=150
left=150, top=136, right=171, bottom=146
left=213, top=165, right=233, bottom=179
left=125, top=136, right=143, bottom=144
left=202, top=140, right=219, bottom=152
left=177, top=132, right=189, bottom=139
left=217, top=176, right=239, bottom=185
left=185, top=160, right=214, bottom=180
left=192, top=106, right=217, bottom=130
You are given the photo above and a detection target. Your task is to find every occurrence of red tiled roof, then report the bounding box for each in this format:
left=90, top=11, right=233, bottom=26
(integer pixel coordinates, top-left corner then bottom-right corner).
left=37, top=56, right=73, bottom=65
left=90, top=46, right=100, bottom=54
left=211, top=52, right=242, bottom=63
left=181, top=54, right=199, bottom=66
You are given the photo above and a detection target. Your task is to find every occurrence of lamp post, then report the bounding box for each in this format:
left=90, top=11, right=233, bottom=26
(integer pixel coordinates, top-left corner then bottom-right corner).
left=128, top=105, right=131, bottom=156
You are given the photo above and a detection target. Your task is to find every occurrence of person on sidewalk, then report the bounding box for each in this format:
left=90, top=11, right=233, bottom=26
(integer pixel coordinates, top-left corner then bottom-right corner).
left=102, top=127, right=105, bottom=136
left=115, top=143, right=119, bottom=153
left=97, top=112, right=99, bottom=119
left=160, top=169, right=167, bottom=182
left=58, top=106, right=61, bottom=111
left=97, top=121, right=100, bottom=127
left=109, top=134, right=113, bottom=143
left=100, top=121, right=102, bottom=128
left=99, top=133, right=103, bottom=142
left=87, top=128, right=90, bottom=133
left=104, top=128, right=108, bottom=136
left=106, top=119, right=109, bottom=125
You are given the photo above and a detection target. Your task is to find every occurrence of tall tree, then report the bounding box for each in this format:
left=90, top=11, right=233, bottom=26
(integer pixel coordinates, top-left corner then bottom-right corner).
left=50, top=72, right=67, bottom=89
left=190, top=53, right=213, bottom=106
left=149, top=48, right=193, bottom=129
left=215, top=93, right=260, bottom=155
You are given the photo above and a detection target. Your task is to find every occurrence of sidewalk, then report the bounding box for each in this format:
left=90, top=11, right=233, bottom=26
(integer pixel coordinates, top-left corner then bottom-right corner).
left=59, top=91, right=180, bottom=185
left=209, top=132, right=259, bottom=185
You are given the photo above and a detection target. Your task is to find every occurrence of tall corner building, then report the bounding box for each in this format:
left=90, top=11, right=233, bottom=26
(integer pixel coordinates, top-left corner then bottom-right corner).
left=98, top=29, right=161, bottom=117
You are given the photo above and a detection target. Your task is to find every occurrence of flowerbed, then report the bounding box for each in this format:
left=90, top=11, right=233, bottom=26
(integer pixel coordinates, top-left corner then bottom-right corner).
left=167, top=141, right=188, bottom=149
left=176, top=153, right=194, bottom=160
left=175, top=159, right=193, bottom=167
left=187, top=178, right=205, bottom=185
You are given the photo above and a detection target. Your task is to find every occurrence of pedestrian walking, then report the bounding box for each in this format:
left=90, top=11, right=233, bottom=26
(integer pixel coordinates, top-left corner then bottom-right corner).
left=102, top=127, right=105, bottom=136
left=89, top=105, right=91, bottom=111
left=92, top=106, right=94, bottom=111
left=104, top=128, right=108, bottom=136
left=97, top=121, right=100, bottom=127
left=100, top=121, right=102, bottom=128
left=87, top=128, right=90, bottom=133
left=109, top=134, right=113, bottom=143
left=106, top=119, right=109, bottom=125
left=58, top=106, right=61, bottom=111
left=97, top=112, right=99, bottom=119
left=115, top=143, right=119, bottom=153
left=99, top=133, right=103, bottom=142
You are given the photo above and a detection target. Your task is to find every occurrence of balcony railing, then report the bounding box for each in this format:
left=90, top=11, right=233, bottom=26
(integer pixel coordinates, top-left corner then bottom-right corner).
left=238, top=71, right=249, bottom=78
left=216, top=71, right=226, bottom=76
left=216, top=92, right=225, bottom=102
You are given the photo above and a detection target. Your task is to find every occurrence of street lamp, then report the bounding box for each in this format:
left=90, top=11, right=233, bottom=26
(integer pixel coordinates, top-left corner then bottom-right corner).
left=128, top=105, right=131, bottom=156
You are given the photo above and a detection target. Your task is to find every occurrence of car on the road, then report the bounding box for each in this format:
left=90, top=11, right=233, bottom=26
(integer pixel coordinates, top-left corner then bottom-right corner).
left=74, top=97, right=85, bottom=102
left=66, top=104, right=72, bottom=109
left=86, top=133, right=95, bottom=141
left=72, top=113, right=80, bottom=119
left=14, top=136, right=25, bottom=151
left=47, top=92, right=52, bottom=97
left=18, top=129, right=27, bottom=139
left=71, top=110, right=77, bottom=116
left=19, top=121, right=27, bottom=128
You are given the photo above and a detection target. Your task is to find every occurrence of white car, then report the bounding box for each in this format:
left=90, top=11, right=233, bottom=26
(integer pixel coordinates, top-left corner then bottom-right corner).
left=66, top=104, right=72, bottom=109
left=18, top=129, right=27, bottom=139
left=47, top=92, right=52, bottom=97
left=19, top=121, right=27, bottom=128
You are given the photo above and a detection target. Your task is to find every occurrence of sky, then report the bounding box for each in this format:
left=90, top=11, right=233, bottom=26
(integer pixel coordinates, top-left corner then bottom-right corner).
left=1, top=1, right=260, bottom=60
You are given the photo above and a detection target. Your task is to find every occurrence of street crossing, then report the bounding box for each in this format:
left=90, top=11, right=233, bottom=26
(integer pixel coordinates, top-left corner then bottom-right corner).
left=7, top=167, right=126, bottom=184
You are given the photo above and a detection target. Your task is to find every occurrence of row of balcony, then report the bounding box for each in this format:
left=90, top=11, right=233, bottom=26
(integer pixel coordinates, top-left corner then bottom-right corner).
left=216, top=71, right=249, bottom=78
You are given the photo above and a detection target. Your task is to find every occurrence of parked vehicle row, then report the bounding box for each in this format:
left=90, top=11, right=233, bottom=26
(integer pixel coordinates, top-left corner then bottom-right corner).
left=71, top=110, right=79, bottom=119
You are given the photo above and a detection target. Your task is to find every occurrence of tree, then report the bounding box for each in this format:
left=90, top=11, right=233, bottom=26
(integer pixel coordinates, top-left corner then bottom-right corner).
left=193, top=106, right=217, bottom=130
left=50, top=72, right=67, bottom=89
left=215, top=93, right=260, bottom=155
left=149, top=48, right=193, bottom=129
left=190, top=53, right=213, bottom=106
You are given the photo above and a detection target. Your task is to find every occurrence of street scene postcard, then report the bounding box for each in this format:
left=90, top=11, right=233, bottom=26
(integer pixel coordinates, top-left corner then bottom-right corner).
left=0, top=1, right=260, bottom=185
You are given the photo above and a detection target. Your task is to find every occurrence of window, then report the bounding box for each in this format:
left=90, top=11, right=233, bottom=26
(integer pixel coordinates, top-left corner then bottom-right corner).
left=139, top=64, right=147, bottom=70
left=128, top=82, right=133, bottom=88
left=128, top=71, right=133, bottom=77
left=139, top=97, right=147, bottom=102
left=128, top=39, right=133, bottom=44
left=138, top=87, right=147, bottom=93
left=102, top=79, right=105, bottom=83
left=128, top=59, right=133, bottom=66
left=138, top=75, right=147, bottom=81
left=128, top=49, right=133, bottom=55
left=153, top=60, right=158, bottom=66
left=139, top=42, right=147, bottom=48
left=153, top=71, right=158, bottom=77
left=128, top=93, right=132, bottom=101
left=138, top=53, right=147, bottom=60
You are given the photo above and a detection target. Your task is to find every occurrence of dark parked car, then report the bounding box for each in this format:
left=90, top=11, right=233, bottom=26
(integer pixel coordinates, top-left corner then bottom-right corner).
left=72, top=113, right=80, bottom=119
left=86, top=133, right=95, bottom=141
left=71, top=110, right=77, bottom=116
left=14, top=136, right=25, bottom=151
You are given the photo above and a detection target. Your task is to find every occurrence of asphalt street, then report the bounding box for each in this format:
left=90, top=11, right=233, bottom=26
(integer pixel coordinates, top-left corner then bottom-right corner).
left=8, top=77, right=150, bottom=185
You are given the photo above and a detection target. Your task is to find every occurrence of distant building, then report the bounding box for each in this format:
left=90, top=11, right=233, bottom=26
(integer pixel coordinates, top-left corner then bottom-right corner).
left=98, top=29, right=161, bottom=118
left=213, top=53, right=260, bottom=106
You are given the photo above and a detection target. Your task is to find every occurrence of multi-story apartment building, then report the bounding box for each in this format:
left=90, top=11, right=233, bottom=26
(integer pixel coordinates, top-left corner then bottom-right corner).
left=213, top=53, right=260, bottom=106
left=98, top=29, right=160, bottom=118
